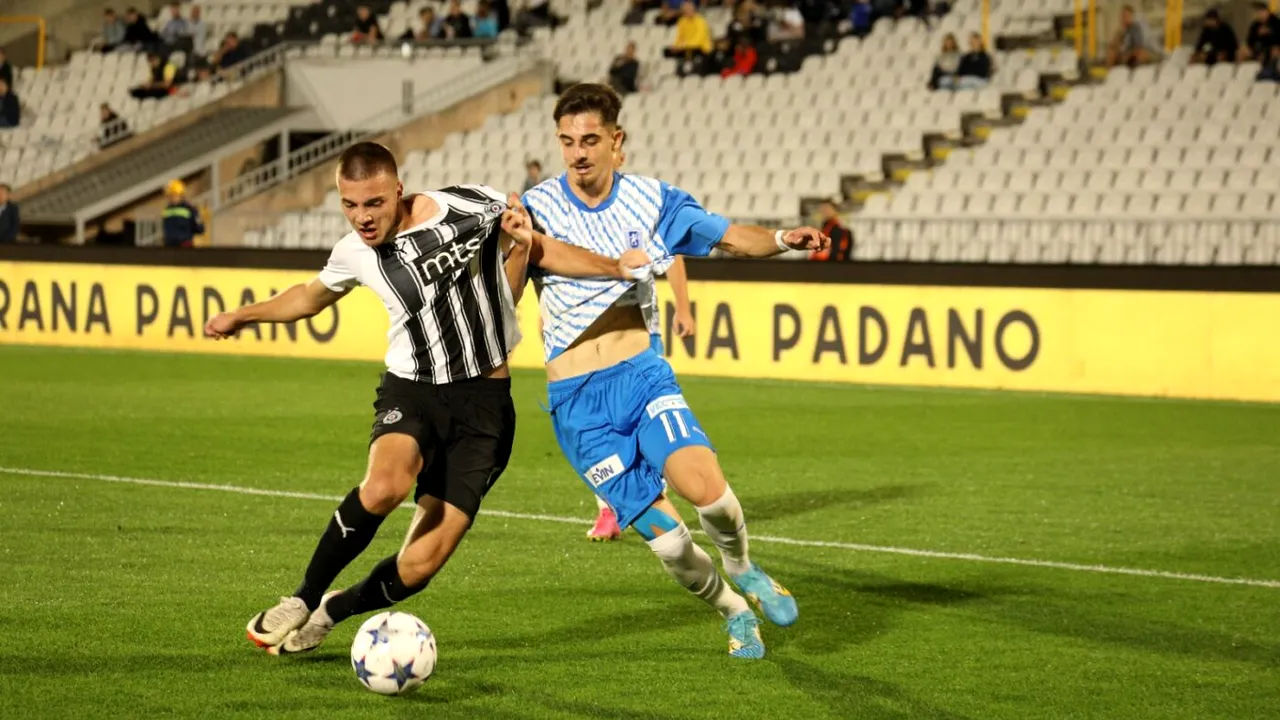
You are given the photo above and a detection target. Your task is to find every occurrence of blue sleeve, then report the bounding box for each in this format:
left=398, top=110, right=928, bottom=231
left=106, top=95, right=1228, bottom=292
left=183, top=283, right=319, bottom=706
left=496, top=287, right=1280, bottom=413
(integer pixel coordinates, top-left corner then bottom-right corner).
left=655, top=182, right=729, bottom=257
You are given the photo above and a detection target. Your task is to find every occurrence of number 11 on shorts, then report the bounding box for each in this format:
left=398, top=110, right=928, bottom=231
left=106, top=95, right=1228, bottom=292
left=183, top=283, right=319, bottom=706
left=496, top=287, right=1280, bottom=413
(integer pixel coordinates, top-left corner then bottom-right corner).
left=659, top=411, right=690, bottom=443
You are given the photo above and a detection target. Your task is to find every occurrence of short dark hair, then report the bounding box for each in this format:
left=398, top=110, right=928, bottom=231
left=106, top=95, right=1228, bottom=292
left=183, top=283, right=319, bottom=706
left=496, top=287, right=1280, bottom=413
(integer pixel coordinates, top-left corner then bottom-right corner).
left=527, top=159, right=541, bottom=170
left=337, top=142, right=399, bottom=181
left=553, top=83, right=622, bottom=127
left=0, top=183, right=11, bottom=192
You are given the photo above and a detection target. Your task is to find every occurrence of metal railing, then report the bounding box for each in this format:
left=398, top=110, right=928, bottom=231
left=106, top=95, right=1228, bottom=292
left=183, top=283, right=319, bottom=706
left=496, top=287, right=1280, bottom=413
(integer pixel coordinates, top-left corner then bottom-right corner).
left=130, top=47, right=547, bottom=246
left=846, top=215, right=1280, bottom=265
left=0, top=14, right=45, bottom=67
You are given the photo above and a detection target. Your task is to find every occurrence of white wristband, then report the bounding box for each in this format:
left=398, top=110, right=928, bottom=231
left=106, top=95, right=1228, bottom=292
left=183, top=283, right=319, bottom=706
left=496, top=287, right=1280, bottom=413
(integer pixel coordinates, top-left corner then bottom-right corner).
left=775, top=229, right=789, bottom=252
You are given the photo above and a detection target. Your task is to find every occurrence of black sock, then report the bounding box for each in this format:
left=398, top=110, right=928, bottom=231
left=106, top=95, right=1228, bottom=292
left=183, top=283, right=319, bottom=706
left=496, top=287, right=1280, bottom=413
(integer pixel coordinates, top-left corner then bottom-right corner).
left=294, top=488, right=387, bottom=611
left=326, top=554, right=430, bottom=624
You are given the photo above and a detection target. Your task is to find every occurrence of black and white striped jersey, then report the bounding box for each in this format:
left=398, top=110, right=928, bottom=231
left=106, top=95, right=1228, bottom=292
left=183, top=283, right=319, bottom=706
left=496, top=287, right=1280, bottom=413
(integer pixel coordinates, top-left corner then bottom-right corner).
left=317, top=185, right=521, bottom=384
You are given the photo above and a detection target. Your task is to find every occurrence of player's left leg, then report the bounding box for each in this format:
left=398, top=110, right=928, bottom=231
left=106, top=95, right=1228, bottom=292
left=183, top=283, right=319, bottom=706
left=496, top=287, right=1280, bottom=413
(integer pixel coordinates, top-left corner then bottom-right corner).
left=633, top=494, right=764, bottom=659
left=271, top=495, right=471, bottom=655
left=660, top=446, right=796, bottom=627
left=635, top=368, right=798, bottom=627
left=273, top=378, right=515, bottom=654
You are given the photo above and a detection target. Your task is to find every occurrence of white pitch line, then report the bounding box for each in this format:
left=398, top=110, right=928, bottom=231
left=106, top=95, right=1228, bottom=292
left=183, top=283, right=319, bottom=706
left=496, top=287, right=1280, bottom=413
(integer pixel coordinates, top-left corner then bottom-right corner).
left=4, top=466, right=1279, bottom=590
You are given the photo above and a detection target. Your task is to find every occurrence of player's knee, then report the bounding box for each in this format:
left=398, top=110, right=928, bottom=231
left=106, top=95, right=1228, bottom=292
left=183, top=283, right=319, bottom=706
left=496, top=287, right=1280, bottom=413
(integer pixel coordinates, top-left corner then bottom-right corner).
left=359, top=471, right=414, bottom=515
left=664, top=447, right=727, bottom=507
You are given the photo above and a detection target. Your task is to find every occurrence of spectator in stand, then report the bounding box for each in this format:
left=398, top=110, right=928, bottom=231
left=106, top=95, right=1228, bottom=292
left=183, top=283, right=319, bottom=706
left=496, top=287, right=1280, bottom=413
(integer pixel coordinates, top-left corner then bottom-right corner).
left=928, top=33, right=961, bottom=89
left=848, top=0, right=872, bottom=37
left=769, top=2, right=806, bottom=41
left=99, top=103, right=133, bottom=149
left=0, top=183, right=18, bottom=243
left=160, top=3, right=190, bottom=48
left=162, top=180, right=204, bottom=248
left=122, top=7, right=160, bottom=52
left=727, top=1, right=768, bottom=48
left=1258, top=42, right=1280, bottom=82
left=0, top=77, right=20, bottom=127
left=442, top=0, right=475, bottom=39
left=1193, top=9, right=1239, bottom=65
left=626, top=0, right=657, bottom=25
left=474, top=1, right=500, bottom=38
left=609, top=41, right=641, bottom=94
left=1240, top=2, right=1280, bottom=62
left=664, top=2, right=713, bottom=58
left=720, top=38, right=758, bottom=78
left=1106, top=5, right=1159, bottom=67
left=213, top=32, right=248, bottom=72
left=515, top=0, right=565, bottom=34
left=352, top=5, right=383, bottom=45
left=809, top=202, right=851, bottom=262
left=131, top=52, right=177, bottom=99
left=656, top=0, right=687, bottom=26
left=100, top=9, right=127, bottom=53
left=188, top=6, right=208, bottom=54
left=402, top=7, right=443, bottom=41
left=948, top=31, right=992, bottom=89
left=0, top=47, right=12, bottom=88
left=522, top=159, right=543, bottom=193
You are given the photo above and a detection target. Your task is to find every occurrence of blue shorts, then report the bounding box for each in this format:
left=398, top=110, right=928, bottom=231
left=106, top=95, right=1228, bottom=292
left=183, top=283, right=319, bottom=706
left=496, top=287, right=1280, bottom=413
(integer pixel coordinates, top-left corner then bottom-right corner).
left=547, top=349, right=713, bottom=530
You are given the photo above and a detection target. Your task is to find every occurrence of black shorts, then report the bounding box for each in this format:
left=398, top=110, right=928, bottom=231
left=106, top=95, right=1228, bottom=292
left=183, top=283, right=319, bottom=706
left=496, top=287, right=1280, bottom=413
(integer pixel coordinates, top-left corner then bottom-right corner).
left=370, top=372, right=516, bottom=518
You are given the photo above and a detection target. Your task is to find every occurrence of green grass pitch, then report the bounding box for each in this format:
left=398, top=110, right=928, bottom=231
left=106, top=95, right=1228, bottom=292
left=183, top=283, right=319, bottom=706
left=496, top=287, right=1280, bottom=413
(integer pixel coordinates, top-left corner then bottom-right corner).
left=1, top=345, right=1278, bottom=719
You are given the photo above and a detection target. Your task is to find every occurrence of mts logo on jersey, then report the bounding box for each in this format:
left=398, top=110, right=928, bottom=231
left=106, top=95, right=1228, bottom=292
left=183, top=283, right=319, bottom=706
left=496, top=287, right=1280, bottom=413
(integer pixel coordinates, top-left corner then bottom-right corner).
left=413, top=232, right=487, bottom=283
left=584, top=454, right=625, bottom=488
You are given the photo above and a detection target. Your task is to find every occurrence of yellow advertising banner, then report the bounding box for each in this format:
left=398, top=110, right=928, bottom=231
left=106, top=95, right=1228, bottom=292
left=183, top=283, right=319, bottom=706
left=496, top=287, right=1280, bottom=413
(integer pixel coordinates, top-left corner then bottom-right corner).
left=2, top=261, right=1277, bottom=403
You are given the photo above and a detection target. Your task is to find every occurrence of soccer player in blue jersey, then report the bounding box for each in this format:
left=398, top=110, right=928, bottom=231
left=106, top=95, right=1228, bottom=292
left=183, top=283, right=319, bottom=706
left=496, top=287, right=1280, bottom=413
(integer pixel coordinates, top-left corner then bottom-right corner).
left=584, top=127, right=695, bottom=542
left=504, top=83, right=828, bottom=659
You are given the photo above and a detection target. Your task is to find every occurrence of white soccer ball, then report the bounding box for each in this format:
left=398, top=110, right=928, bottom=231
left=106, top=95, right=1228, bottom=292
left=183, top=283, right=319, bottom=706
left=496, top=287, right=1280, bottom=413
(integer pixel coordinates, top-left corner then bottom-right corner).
left=350, top=611, right=437, bottom=696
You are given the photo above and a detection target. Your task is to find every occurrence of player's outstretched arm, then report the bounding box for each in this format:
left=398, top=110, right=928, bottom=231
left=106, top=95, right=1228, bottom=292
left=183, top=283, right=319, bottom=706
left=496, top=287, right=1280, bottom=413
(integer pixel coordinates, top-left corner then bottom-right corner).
left=529, top=232, right=650, bottom=280
left=501, top=196, right=648, bottom=280
left=204, top=279, right=347, bottom=339
left=716, top=225, right=830, bottom=259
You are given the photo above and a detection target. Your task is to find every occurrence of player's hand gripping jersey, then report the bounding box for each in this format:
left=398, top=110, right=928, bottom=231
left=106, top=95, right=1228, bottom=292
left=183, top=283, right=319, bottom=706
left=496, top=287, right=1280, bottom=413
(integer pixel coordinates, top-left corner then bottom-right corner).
left=521, top=172, right=730, bottom=529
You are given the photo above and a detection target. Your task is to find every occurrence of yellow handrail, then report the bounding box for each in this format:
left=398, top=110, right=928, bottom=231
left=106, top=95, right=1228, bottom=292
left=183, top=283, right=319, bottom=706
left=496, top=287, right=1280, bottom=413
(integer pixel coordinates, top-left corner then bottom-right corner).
left=0, top=15, right=45, bottom=69
left=981, top=0, right=991, bottom=53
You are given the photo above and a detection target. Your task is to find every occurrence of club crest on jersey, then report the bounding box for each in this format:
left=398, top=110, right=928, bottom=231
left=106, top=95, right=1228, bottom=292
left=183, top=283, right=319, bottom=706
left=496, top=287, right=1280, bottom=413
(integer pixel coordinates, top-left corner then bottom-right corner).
left=626, top=229, right=643, bottom=249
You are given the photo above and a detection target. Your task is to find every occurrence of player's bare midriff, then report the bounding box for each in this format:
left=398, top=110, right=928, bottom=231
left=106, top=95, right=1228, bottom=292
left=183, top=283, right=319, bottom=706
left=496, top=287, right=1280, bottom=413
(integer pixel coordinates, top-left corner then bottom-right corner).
left=545, top=303, right=649, bottom=382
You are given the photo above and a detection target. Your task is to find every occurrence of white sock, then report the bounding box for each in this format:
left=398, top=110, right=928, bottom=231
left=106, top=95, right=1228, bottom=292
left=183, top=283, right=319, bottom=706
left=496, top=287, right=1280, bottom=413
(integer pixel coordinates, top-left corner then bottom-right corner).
left=647, top=523, right=749, bottom=619
left=695, top=486, right=751, bottom=577
left=595, top=494, right=610, bottom=512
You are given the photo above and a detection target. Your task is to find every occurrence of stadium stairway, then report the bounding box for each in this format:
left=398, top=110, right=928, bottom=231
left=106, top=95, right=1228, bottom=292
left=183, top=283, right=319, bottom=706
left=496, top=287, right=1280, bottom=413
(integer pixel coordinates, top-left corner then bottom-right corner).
left=20, top=105, right=305, bottom=235
left=844, top=11, right=1092, bottom=213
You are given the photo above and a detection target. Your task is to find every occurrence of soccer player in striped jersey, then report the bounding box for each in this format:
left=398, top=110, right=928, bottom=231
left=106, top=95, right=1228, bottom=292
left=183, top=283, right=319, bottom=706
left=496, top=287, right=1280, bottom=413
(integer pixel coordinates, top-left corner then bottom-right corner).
left=205, top=142, right=649, bottom=657
left=506, top=83, right=828, bottom=659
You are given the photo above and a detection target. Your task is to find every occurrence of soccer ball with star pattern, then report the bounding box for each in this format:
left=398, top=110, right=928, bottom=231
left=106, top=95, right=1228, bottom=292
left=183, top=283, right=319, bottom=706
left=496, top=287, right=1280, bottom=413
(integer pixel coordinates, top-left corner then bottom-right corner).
left=350, top=611, right=436, bottom=695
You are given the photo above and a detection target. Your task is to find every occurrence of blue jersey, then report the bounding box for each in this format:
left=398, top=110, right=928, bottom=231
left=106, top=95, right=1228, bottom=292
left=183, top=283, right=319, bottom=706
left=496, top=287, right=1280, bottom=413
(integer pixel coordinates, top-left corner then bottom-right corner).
left=521, top=172, right=729, bottom=362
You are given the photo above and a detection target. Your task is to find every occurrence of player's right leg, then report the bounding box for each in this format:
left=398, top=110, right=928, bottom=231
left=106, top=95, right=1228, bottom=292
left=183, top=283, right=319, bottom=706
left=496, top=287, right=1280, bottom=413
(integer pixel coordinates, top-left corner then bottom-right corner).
left=246, top=376, right=428, bottom=649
